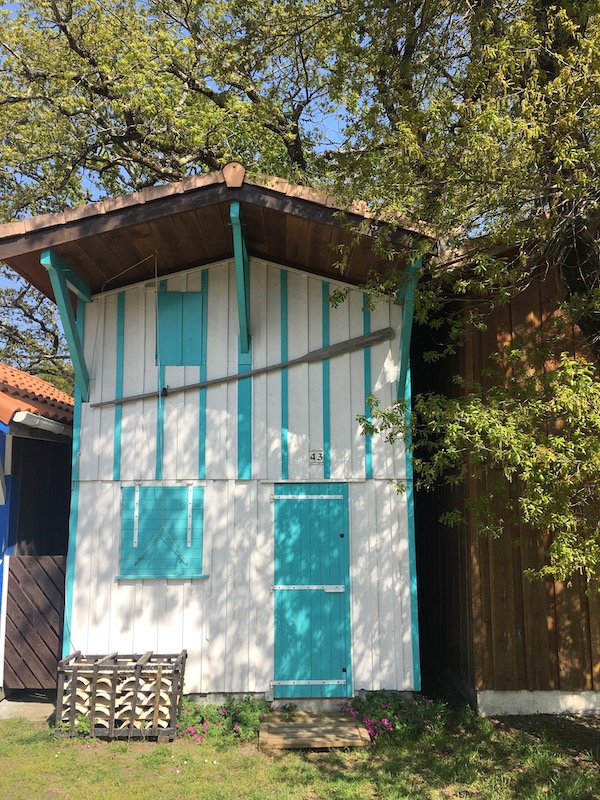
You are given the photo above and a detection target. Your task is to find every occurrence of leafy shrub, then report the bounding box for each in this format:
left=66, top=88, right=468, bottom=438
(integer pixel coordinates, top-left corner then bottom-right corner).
left=177, top=695, right=270, bottom=743
left=339, top=691, right=446, bottom=740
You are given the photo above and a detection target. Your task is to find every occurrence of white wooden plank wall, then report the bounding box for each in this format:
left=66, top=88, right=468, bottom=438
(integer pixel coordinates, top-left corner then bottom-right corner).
left=71, top=480, right=413, bottom=693
left=71, top=258, right=415, bottom=692
left=80, top=260, right=405, bottom=483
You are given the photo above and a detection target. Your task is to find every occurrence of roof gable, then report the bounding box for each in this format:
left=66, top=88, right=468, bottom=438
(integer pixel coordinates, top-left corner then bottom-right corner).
left=0, top=163, right=429, bottom=301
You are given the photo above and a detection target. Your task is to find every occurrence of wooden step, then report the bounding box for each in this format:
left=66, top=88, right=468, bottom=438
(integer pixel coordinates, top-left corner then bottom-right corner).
left=259, top=711, right=371, bottom=750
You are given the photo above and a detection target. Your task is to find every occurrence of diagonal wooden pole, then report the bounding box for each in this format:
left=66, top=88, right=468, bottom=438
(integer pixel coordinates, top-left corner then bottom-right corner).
left=90, top=326, right=395, bottom=409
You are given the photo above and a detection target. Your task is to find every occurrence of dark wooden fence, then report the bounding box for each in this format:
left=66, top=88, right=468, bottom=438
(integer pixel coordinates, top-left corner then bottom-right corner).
left=4, top=556, right=66, bottom=690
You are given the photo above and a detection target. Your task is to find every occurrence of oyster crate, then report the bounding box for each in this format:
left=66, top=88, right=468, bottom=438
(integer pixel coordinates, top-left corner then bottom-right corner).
left=55, top=650, right=187, bottom=739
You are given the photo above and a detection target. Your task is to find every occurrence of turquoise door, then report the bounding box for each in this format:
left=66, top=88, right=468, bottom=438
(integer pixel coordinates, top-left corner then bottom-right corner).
left=273, top=483, right=352, bottom=699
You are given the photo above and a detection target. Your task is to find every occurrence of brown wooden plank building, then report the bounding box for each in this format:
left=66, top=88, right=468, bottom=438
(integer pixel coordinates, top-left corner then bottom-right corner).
left=413, top=267, right=600, bottom=715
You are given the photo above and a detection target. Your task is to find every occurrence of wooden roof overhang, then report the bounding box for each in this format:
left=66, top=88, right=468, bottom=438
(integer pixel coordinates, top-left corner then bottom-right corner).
left=0, top=162, right=430, bottom=303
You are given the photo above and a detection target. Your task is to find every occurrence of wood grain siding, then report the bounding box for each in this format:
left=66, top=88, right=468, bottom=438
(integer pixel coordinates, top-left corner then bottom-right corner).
left=4, top=556, right=65, bottom=690
left=414, top=270, right=600, bottom=696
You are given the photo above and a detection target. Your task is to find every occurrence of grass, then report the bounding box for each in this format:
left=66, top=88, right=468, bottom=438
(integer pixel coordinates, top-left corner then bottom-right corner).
left=0, top=703, right=598, bottom=800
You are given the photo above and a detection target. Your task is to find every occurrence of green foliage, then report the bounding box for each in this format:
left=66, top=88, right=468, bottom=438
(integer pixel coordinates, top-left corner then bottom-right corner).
left=339, top=691, right=446, bottom=740
left=367, top=343, right=600, bottom=584
left=177, top=695, right=270, bottom=743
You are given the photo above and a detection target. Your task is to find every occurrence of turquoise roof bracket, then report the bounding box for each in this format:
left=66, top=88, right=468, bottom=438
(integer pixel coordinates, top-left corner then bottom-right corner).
left=40, top=248, right=91, bottom=402
left=230, top=200, right=251, bottom=355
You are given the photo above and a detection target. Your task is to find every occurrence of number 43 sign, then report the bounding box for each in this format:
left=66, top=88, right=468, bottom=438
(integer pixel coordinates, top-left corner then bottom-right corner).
left=309, top=449, right=324, bottom=464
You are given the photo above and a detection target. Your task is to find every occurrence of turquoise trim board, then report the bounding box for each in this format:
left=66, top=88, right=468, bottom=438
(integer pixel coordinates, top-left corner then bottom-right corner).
left=40, top=249, right=90, bottom=401
left=398, top=257, right=422, bottom=691
left=321, top=282, right=331, bottom=479
left=237, top=340, right=253, bottom=479
left=156, top=365, right=165, bottom=480
left=280, top=270, right=289, bottom=479
left=363, top=293, right=373, bottom=479
left=230, top=200, right=251, bottom=355
left=231, top=200, right=253, bottom=479
left=113, top=292, right=125, bottom=481
left=62, top=298, right=85, bottom=656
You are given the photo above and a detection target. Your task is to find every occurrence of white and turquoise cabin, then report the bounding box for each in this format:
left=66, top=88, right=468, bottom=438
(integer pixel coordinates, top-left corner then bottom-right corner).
left=0, top=163, right=426, bottom=700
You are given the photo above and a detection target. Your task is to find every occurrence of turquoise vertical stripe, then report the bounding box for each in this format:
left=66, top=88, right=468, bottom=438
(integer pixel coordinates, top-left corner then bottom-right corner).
left=237, top=343, right=252, bottom=479
left=156, top=365, right=165, bottom=480
left=404, top=361, right=421, bottom=691
left=63, top=298, right=85, bottom=656
left=363, top=293, right=373, bottom=479
left=398, top=258, right=422, bottom=690
left=113, top=292, right=125, bottom=481
left=322, top=282, right=331, bottom=478
left=198, top=269, right=208, bottom=479
left=156, top=281, right=167, bottom=480
left=280, top=270, right=289, bottom=480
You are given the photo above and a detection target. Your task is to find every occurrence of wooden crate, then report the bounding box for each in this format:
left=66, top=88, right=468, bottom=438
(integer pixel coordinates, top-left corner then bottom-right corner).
left=55, top=651, right=187, bottom=739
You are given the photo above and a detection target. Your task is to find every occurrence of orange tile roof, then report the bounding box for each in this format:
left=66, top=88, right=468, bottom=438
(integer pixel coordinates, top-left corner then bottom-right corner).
left=0, top=363, right=74, bottom=427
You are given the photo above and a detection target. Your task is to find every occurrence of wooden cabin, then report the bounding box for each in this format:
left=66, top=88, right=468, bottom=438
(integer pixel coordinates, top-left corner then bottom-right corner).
left=0, top=364, right=72, bottom=691
left=0, top=162, right=423, bottom=700
left=413, top=271, right=600, bottom=715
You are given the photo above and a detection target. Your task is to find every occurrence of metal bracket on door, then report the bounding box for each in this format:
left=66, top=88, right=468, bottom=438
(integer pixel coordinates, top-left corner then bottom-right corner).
left=271, top=680, right=347, bottom=686
left=271, top=585, right=345, bottom=592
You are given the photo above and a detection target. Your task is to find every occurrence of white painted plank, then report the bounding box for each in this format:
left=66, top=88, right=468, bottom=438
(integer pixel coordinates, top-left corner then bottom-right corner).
left=286, top=272, right=310, bottom=481
left=265, top=265, right=283, bottom=480
left=251, top=261, right=269, bottom=480
left=305, top=276, right=323, bottom=481
left=205, top=263, right=232, bottom=480
left=349, top=481, right=379, bottom=689
left=181, top=578, right=205, bottom=693
left=204, top=480, right=229, bottom=691
left=329, top=295, right=352, bottom=480
left=374, top=480, right=401, bottom=688
left=250, top=483, right=274, bottom=691
left=228, top=483, right=254, bottom=690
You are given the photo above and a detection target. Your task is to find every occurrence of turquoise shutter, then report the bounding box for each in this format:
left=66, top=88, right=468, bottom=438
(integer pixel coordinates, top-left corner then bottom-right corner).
left=156, top=292, right=204, bottom=366
left=119, top=485, right=204, bottom=579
